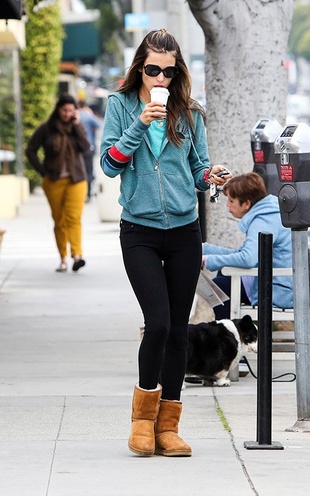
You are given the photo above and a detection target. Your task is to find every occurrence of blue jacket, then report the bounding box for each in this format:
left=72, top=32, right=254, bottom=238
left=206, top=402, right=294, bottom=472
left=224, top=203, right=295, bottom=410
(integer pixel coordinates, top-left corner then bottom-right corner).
left=203, top=195, right=293, bottom=308
left=79, top=110, right=101, bottom=150
left=100, top=91, right=210, bottom=229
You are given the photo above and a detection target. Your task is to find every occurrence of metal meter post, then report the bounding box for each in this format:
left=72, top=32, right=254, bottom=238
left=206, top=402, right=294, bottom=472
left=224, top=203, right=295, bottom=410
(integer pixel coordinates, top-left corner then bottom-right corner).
left=274, top=123, right=310, bottom=432
left=251, top=118, right=283, bottom=195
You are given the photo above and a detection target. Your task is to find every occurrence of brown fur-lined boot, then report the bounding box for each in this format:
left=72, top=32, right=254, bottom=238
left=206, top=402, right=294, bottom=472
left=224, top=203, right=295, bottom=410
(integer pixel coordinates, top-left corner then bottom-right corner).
left=155, top=400, right=192, bottom=457
left=128, top=384, right=162, bottom=456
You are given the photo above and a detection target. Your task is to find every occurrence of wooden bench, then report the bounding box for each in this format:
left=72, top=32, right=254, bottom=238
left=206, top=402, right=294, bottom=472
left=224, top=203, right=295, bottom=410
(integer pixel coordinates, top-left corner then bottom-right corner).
left=221, top=266, right=294, bottom=381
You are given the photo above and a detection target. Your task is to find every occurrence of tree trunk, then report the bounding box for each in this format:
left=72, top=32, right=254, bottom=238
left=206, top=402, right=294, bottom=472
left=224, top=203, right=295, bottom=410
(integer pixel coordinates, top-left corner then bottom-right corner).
left=187, top=0, right=295, bottom=246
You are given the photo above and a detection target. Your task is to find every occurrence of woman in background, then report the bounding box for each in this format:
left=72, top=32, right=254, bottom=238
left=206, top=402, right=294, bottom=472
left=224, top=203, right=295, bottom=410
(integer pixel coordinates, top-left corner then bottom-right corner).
left=26, top=93, right=90, bottom=273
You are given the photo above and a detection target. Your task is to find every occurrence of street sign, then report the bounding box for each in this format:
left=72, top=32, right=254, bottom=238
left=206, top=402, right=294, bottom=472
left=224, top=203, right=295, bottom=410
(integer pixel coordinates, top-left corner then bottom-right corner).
left=124, top=13, right=149, bottom=32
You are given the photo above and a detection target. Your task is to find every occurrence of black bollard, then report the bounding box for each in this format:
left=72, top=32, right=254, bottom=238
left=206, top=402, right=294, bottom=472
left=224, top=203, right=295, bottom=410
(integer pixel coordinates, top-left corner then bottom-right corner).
left=244, top=232, right=284, bottom=450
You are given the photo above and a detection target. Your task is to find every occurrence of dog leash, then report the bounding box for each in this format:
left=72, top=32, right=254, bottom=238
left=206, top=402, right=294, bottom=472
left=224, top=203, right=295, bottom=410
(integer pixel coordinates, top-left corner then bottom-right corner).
left=184, top=357, right=296, bottom=385
left=242, top=356, right=296, bottom=383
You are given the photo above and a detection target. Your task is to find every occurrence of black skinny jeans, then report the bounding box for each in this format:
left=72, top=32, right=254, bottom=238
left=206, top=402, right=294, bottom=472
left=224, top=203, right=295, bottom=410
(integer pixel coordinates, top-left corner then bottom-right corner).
left=120, top=219, right=202, bottom=401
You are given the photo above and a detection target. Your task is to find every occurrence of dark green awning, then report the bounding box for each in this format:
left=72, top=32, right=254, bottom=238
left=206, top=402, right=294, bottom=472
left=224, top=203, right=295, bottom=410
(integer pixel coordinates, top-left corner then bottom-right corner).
left=62, top=21, right=100, bottom=64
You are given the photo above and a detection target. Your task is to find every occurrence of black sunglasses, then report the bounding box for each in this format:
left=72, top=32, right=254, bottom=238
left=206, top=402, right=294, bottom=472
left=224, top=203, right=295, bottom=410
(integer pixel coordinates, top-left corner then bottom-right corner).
left=143, top=64, right=179, bottom=79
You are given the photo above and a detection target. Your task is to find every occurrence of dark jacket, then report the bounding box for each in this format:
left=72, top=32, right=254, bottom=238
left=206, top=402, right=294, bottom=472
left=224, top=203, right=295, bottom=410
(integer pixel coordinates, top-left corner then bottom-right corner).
left=26, top=121, right=90, bottom=183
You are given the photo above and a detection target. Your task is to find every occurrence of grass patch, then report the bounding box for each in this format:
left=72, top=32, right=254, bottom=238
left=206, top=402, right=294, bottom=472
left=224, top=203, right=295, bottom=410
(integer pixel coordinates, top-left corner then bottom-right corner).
left=216, top=405, right=231, bottom=432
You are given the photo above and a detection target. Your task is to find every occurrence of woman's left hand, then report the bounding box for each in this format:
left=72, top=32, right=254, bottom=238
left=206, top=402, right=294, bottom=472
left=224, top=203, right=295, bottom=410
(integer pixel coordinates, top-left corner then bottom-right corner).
left=72, top=110, right=81, bottom=125
left=209, top=165, right=232, bottom=186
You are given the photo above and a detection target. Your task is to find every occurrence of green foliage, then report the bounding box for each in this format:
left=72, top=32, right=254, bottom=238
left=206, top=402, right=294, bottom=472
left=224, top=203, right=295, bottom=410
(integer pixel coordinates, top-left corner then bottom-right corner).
left=0, top=53, right=16, bottom=156
left=99, top=3, right=123, bottom=48
left=82, top=0, right=131, bottom=66
left=216, top=405, right=231, bottom=432
left=23, top=167, right=42, bottom=192
left=288, top=5, right=310, bottom=60
left=21, top=0, right=64, bottom=187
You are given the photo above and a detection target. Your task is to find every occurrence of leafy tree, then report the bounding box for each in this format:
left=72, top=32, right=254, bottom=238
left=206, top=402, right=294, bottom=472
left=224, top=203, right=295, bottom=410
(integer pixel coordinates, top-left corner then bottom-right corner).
left=0, top=53, right=15, bottom=170
left=21, top=0, right=64, bottom=188
left=288, top=4, right=310, bottom=60
left=83, top=0, right=131, bottom=71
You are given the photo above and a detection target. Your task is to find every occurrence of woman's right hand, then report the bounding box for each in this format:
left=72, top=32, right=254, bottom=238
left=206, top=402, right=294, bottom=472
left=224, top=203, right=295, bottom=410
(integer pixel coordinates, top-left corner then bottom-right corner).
left=140, top=102, right=167, bottom=125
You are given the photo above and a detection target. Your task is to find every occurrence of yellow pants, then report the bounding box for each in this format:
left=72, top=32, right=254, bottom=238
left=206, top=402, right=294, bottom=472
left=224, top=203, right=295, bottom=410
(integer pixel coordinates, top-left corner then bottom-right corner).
left=42, top=177, right=87, bottom=259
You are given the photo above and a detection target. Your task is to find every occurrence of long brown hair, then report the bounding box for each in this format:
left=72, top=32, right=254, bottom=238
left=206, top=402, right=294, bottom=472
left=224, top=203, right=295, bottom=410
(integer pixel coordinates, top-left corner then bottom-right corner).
left=119, top=29, right=205, bottom=146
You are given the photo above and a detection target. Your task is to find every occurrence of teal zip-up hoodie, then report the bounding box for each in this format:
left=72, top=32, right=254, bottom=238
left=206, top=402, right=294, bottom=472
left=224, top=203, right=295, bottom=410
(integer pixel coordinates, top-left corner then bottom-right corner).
left=100, top=91, right=210, bottom=229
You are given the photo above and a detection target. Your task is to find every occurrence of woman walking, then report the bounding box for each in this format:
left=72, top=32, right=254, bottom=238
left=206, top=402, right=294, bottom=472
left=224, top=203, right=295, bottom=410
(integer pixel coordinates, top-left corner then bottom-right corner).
left=100, top=29, right=231, bottom=457
left=26, top=93, right=90, bottom=272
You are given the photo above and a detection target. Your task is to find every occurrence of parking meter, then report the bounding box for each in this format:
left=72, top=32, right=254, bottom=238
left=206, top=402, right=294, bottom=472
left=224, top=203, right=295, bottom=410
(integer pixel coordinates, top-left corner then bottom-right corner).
left=274, top=122, right=310, bottom=229
left=251, top=118, right=283, bottom=195
left=274, top=123, right=310, bottom=427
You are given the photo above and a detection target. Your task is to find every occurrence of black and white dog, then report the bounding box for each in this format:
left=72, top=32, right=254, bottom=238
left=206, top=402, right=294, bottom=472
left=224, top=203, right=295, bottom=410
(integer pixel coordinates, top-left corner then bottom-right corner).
left=186, top=314, right=257, bottom=387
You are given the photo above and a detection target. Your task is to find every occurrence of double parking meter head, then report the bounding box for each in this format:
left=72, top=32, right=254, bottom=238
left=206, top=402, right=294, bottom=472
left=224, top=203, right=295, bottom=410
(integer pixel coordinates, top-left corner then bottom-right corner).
left=274, top=122, right=310, bottom=229
left=251, top=118, right=283, bottom=195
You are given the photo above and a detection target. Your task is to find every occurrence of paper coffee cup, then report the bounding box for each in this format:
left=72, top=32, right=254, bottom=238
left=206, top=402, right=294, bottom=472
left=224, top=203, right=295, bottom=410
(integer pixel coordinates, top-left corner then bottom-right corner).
left=150, top=87, right=170, bottom=105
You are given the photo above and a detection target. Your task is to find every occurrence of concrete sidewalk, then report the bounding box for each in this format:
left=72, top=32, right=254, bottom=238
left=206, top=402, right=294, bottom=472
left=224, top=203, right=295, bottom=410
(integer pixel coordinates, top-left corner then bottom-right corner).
left=0, top=190, right=308, bottom=496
